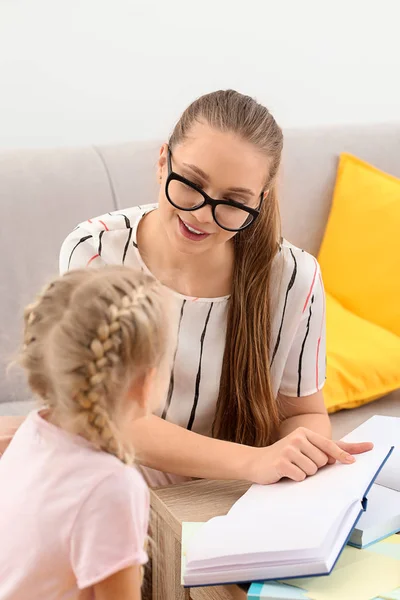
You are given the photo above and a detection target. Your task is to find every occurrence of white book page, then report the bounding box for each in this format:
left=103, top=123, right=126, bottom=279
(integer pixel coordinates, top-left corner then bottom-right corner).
left=186, top=498, right=354, bottom=568
left=342, top=415, right=400, bottom=492
left=185, top=446, right=391, bottom=569
left=184, top=503, right=363, bottom=586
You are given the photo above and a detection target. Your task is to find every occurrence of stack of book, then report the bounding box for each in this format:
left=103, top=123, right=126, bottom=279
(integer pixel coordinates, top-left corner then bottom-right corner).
left=181, top=416, right=400, bottom=599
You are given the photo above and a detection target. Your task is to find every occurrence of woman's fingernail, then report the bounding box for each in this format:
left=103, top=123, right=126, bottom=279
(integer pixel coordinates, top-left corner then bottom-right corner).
left=345, top=454, right=355, bottom=463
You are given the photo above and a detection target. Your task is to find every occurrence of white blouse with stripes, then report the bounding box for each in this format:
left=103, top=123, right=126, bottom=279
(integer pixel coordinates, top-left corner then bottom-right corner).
left=60, top=204, right=326, bottom=437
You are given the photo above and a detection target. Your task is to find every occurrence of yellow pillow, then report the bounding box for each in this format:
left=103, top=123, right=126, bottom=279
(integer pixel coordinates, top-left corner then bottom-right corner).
left=324, top=293, right=400, bottom=413
left=318, top=153, right=400, bottom=337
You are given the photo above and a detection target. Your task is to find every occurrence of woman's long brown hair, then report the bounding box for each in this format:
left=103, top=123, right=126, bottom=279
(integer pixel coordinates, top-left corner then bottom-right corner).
left=169, top=90, right=284, bottom=447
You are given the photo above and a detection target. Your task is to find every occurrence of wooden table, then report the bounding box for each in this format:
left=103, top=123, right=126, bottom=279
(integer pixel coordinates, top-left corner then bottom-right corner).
left=148, top=476, right=400, bottom=599
left=149, top=479, right=251, bottom=600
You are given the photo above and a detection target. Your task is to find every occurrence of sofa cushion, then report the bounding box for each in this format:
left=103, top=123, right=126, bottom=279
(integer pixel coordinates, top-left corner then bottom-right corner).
left=318, top=153, right=400, bottom=337
left=324, top=294, right=400, bottom=413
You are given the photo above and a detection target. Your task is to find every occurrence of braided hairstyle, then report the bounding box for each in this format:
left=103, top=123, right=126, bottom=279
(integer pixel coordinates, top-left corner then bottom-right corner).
left=20, top=266, right=169, bottom=464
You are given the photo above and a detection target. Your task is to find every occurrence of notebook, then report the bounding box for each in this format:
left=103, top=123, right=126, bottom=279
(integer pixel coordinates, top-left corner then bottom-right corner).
left=181, top=444, right=393, bottom=587
left=344, top=416, right=400, bottom=549
left=247, top=534, right=400, bottom=600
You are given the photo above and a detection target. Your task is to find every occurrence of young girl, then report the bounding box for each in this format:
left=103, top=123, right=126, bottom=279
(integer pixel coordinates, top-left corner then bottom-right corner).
left=0, top=266, right=171, bottom=600
left=0, top=90, right=372, bottom=486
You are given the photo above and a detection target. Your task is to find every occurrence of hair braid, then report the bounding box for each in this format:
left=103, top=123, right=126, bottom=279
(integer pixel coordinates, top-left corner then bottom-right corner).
left=73, top=285, right=152, bottom=464
left=19, top=267, right=169, bottom=465
left=21, top=281, right=64, bottom=401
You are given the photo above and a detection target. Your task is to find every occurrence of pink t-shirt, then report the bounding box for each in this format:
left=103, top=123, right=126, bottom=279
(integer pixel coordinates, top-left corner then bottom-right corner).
left=0, top=410, right=149, bottom=600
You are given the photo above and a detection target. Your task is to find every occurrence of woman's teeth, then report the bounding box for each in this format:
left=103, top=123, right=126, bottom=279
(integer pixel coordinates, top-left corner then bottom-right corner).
left=185, top=223, right=204, bottom=235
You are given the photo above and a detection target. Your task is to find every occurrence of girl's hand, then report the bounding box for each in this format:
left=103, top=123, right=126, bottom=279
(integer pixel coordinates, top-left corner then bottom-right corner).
left=247, top=427, right=373, bottom=485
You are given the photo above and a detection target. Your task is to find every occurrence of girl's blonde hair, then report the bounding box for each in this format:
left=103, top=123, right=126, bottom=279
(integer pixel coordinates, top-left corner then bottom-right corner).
left=170, top=89, right=283, bottom=447
left=19, top=266, right=168, bottom=464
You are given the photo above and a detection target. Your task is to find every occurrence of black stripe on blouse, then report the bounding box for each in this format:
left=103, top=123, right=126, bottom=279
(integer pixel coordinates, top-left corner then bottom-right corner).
left=98, top=230, right=105, bottom=256
left=297, top=294, right=314, bottom=396
left=270, top=248, right=298, bottom=366
left=107, top=212, right=131, bottom=229
left=122, top=228, right=133, bottom=264
left=104, top=213, right=133, bottom=259
left=68, top=235, right=93, bottom=270
left=161, top=300, right=187, bottom=420
left=117, top=214, right=131, bottom=229
left=187, top=303, right=214, bottom=431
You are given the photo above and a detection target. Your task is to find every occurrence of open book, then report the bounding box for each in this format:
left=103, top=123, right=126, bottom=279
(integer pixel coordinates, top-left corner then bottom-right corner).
left=182, top=444, right=393, bottom=587
left=344, top=416, right=400, bottom=549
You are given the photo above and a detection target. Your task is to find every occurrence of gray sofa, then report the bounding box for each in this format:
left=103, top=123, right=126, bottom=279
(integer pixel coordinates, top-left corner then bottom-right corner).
left=1, top=125, right=399, bottom=437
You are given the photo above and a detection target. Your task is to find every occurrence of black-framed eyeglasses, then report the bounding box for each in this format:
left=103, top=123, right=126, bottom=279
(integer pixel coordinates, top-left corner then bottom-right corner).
left=165, top=149, right=263, bottom=232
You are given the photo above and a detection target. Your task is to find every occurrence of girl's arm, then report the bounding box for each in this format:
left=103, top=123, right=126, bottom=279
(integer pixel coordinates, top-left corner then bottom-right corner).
left=0, top=416, right=25, bottom=454
left=277, top=390, right=332, bottom=439
left=130, top=414, right=372, bottom=485
left=94, top=565, right=142, bottom=600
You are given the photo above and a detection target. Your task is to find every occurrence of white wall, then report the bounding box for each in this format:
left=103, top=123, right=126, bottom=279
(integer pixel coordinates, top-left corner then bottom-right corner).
left=1, top=0, right=399, bottom=148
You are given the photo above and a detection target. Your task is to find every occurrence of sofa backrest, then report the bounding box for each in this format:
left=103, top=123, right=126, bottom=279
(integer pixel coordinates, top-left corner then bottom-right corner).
left=1, top=123, right=399, bottom=403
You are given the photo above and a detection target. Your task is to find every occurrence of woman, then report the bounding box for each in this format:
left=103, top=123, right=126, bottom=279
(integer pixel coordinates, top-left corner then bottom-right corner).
left=2, top=90, right=371, bottom=484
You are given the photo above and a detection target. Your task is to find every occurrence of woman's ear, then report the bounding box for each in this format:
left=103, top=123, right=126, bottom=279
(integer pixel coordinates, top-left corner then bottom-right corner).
left=157, top=143, right=169, bottom=183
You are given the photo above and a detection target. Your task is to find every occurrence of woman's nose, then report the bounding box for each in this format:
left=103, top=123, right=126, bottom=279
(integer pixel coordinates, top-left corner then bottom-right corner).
left=191, top=203, right=214, bottom=224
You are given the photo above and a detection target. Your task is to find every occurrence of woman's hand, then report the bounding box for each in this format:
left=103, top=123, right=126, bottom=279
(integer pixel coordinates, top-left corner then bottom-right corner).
left=246, top=427, right=374, bottom=485
left=127, top=416, right=373, bottom=484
